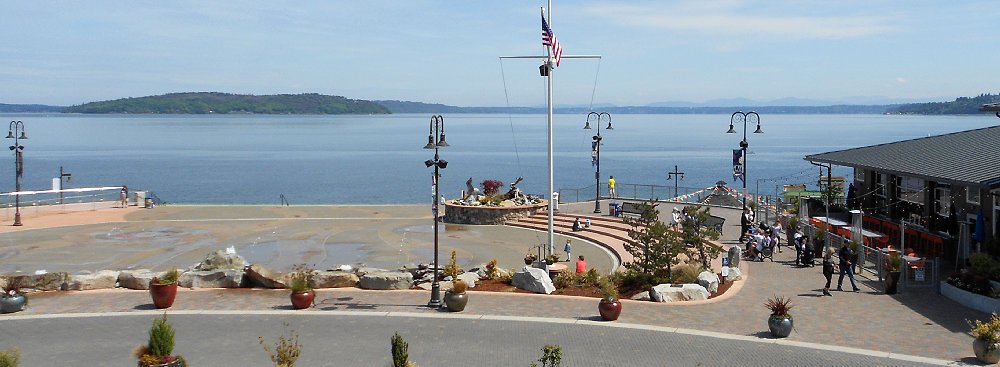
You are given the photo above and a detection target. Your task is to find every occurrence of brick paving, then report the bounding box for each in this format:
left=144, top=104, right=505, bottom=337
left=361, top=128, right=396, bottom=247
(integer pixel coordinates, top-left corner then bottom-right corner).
left=0, top=202, right=989, bottom=363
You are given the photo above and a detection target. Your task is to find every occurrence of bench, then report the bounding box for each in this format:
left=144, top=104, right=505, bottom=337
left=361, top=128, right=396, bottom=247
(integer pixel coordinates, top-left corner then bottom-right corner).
left=618, top=202, right=653, bottom=217
left=703, top=215, right=725, bottom=235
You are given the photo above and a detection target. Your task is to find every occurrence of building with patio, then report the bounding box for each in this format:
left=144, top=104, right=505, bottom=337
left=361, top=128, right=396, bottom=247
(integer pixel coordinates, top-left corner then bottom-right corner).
left=804, top=116, right=1000, bottom=260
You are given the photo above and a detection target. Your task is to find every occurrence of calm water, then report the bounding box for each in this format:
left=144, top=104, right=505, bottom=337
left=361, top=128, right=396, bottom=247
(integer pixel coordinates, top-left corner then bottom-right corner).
left=0, top=113, right=995, bottom=204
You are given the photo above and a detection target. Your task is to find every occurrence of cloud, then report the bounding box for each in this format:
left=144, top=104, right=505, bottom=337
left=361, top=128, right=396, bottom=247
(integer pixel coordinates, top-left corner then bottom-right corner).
left=896, top=77, right=907, bottom=84
left=584, top=3, right=896, bottom=40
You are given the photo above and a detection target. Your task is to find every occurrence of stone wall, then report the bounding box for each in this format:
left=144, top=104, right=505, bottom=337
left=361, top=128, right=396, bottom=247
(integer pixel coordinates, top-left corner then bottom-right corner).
left=443, top=201, right=547, bottom=225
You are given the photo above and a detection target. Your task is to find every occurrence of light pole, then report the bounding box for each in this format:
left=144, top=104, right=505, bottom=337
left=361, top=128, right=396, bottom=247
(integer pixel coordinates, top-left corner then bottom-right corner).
left=584, top=112, right=612, bottom=213
left=423, top=114, right=448, bottom=308
left=667, top=165, right=684, bottom=199
left=727, top=111, right=762, bottom=209
left=6, top=121, right=27, bottom=226
left=58, top=166, right=72, bottom=205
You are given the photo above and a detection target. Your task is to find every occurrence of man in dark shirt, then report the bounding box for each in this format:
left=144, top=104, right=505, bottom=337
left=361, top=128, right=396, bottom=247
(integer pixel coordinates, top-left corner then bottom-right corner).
left=837, top=240, right=860, bottom=292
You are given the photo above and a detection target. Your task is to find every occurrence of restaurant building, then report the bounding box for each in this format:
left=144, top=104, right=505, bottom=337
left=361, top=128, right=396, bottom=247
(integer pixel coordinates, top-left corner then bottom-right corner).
left=803, top=114, right=1000, bottom=260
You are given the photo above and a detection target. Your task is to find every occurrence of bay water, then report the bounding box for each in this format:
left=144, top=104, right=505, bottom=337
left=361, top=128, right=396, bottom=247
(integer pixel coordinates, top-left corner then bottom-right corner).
left=1, top=113, right=995, bottom=204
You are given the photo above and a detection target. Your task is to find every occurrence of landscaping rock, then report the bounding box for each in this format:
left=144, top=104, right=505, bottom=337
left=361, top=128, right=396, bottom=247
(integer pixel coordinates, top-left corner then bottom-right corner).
left=727, top=246, right=741, bottom=269
left=358, top=271, right=413, bottom=290
left=456, top=272, right=480, bottom=289
left=511, top=266, right=554, bottom=294
left=194, top=250, right=246, bottom=271
left=630, top=291, right=651, bottom=301
left=244, top=264, right=287, bottom=289
left=179, top=270, right=243, bottom=288
left=311, top=271, right=358, bottom=288
left=356, top=267, right=390, bottom=277
left=697, top=271, right=720, bottom=294
left=118, top=269, right=157, bottom=290
left=9, top=272, right=70, bottom=291
left=64, top=270, right=120, bottom=290
left=650, top=283, right=710, bottom=302
left=726, top=267, right=743, bottom=282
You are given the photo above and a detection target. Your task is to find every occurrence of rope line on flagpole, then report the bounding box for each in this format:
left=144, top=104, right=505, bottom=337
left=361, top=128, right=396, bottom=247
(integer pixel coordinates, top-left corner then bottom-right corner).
left=498, top=58, right=524, bottom=180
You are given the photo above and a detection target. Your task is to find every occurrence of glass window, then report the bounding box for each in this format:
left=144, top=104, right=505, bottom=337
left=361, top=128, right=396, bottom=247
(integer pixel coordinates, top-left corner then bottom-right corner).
left=899, top=176, right=924, bottom=204
left=968, top=187, right=981, bottom=204
left=935, top=185, right=951, bottom=217
left=854, top=169, right=865, bottom=182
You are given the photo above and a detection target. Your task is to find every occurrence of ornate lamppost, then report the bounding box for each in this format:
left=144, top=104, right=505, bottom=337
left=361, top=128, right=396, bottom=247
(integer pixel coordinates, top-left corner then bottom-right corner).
left=667, top=165, right=684, bottom=199
left=423, top=115, right=448, bottom=308
left=6, top=120, right=27, bottom=226
left=584, top=112, right=612, bottom=213
left=58, top=166, right=72, bottom=205
left=727, top=111, right=762, bottom=209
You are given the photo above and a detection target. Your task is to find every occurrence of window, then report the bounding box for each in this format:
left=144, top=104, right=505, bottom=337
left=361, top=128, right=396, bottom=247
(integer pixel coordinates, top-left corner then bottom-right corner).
left=854, top=169, right=865, bottom=182
left=898, top=176, right=924, bottom=204
left=874, top=173, right=888, bottom=215
left=968, top=187, right=981, bottom=205
left=935, top=184, right=951, bottom=217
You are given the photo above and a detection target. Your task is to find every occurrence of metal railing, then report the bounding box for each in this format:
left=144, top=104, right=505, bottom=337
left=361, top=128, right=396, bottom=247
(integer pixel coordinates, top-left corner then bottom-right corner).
left=557, top=183, right=710, bottom=203
left=1, top=190, right=128, bottom=221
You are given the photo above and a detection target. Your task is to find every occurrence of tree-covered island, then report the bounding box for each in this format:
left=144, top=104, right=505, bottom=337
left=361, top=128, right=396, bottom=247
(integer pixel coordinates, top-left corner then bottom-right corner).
left=63, top=92, right=391, bottom=114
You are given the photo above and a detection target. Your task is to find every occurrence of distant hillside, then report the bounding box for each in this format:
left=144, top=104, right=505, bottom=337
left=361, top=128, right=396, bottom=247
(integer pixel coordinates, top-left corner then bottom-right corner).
left=893, top=93, right=1000, bottom=115
left=379, top=100, right=895, bottom=114
left=64, top=92, right=390, bottom=114
left=0, top=103, right=65, bottom=113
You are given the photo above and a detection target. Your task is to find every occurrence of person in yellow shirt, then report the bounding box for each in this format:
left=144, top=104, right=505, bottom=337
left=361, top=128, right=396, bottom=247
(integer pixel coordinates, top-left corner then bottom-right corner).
left=607, top=176, right=616, bottom=198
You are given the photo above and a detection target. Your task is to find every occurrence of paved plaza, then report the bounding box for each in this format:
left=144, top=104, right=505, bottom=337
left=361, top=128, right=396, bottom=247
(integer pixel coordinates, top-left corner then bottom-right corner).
left=0, top=202, right=990, bottom=366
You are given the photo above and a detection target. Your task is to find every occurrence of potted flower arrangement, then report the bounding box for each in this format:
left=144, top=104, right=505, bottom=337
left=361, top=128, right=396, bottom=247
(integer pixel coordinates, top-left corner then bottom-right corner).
left=288, top=264, right=316, bottom=310
left=443, top=279, right=468, bottom=312
left=884, top=252, right=901, bottom=295
left=765, top=295, right=794, bottom=338
left=524, top=253, right=538, bottom=265
left=134, top=313, right=186, bottom=367
left=149, top=269, right=180, bottom=309
left=1, top=276, right=27, bottom=314
left=545, top=254, right=561, bottom=266
left=597, top=276, right=621, bottom=321
left=969, top=312, right=1000, bottom=364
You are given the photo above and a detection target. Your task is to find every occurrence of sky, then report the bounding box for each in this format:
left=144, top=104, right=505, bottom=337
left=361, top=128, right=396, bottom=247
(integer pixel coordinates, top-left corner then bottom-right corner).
left=1, top=1, right=998, bottom=107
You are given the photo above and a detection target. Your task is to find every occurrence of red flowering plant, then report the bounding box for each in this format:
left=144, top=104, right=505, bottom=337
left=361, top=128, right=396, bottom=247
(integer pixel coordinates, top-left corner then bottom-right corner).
left=481, top=179, right=504, bottom=196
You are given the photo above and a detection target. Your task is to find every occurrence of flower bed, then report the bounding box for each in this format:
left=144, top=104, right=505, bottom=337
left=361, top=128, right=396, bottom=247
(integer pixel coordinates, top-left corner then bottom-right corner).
left=941, top=281, right=1000, bottom=314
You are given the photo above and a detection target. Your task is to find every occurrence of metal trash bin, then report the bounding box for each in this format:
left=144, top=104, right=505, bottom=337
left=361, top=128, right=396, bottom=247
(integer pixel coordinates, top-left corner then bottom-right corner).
left=144, top=198, right=153, bottom=209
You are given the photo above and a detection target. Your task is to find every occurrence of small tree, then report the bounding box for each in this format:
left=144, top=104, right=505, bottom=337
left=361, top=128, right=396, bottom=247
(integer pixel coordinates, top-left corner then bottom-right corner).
left=442, top=250, right=463, bottom=279
left=622, top=200, right=685, bottom=285
left=391, top=332, right=417, bottom=367
left=681, top=206, right=722, bottom=271
left=529, top=345, right=562, bottom=367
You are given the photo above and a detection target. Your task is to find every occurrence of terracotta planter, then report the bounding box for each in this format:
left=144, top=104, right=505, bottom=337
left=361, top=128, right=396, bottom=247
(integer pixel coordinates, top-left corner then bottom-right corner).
left=768, top=315, right=793, bottom=338
left=139, top=359, right=186, bottom=367
left=443, top=290, right=468, bottom=312
left=149, top=281, right=178, bottom=309
left=0, top=294, right=26, bottom=313
left=973, top=339, right=1000, bottom=364
left=598, top=298, right=622, bottom=321
left=290, top=291, right=315, bottom=309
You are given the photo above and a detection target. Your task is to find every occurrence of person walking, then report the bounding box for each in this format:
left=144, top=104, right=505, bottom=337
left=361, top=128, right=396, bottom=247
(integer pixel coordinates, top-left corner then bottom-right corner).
left=739, top=207, right=752, bottom=241
left=607, top=175, right=616, bottom=198
left=822, top=247, right=836, bottom=296
left=794, top=233, right=805, bottom=265
left=771, top=220, right=783, bottom=253
left=120, top=185, right=129, bottom=208
left=564, top=239, right=573, bottom=262
left=837, top=240, right=860, bottom=292
left=575, top=255, right=587, bottom=274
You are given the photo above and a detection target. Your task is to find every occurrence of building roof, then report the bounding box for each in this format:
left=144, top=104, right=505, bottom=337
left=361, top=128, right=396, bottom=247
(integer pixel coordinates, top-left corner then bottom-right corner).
left=804, top=125, right=1000, bottom=188
left=982, top=103, right=1000, bottom=112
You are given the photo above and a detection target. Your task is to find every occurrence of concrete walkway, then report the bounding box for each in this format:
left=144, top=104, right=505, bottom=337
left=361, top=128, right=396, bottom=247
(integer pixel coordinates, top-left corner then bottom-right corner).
left=0, top=202, right=990, bottom=365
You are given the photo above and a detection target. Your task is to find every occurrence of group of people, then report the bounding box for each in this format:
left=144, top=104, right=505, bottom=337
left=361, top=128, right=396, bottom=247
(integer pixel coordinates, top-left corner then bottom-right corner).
left=741, top=210, right=784, bottom=262
left=571, top=217, right=591, bottom=232
left=563, top=239, right=587, bottom=274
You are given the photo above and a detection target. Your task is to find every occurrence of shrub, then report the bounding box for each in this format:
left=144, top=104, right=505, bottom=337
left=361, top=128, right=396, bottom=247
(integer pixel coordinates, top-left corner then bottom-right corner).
left=391, top=332, right=417, bottom=367
left=598, top=275, right=618, bottom=301
left=0, top=348, right=19, bottom=367
left=259, top=322, right=301, bottom=367
left=672, top=264, right=702, bottom=284
left=442, top=250, right=463, bottom=279
left=451, top=279, right=468, bottom=293
left=288, top=264, right=316, bottom=293
left=156, top=269, right=180, bottom=285
left=765, top=295, right=794, bottom=318
left=484, top=259, right=500, bottom=279
left=969, top=313, right=1000, bottom=343
left=148, top=314, right=175, bottom=358
left=970, top=253, right=1000, bottom=280
left=529, top=345, right=562, bottom=367
left=480, top=179, right=504, bottom=196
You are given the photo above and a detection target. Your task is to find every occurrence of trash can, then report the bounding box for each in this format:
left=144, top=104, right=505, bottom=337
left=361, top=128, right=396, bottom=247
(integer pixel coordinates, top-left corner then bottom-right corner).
left=144, top=198, right=153, bottom=209
left=552, top=192, right=560, bottom=211
left=609, top=202, right=619, bottom=217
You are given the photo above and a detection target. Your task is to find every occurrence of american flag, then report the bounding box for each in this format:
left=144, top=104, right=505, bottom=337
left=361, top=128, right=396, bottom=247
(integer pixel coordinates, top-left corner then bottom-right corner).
left=541, top=13, right=562, bottom=67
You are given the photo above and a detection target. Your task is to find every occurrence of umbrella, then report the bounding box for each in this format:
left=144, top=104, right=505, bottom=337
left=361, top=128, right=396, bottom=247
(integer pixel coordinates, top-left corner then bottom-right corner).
left=973, top=210, right=985, bottom=243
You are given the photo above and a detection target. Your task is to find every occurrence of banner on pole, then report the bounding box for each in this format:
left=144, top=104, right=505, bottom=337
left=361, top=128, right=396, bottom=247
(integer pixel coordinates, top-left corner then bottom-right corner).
left=732, top=149, right=745, bottom=183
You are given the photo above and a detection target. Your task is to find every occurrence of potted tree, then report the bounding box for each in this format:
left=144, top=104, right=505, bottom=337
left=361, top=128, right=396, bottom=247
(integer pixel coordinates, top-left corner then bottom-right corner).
left=134, top=313, right=186, bottom=367
left=765, top=295, right=794, bottom=338
left=884, top=252, right=901, bottom=294
left=288, top=264, right=316, bottom=310
left=969, top=313, right=1000, bottom=364
left=597, top=276, right=621, bottom=321
left=524, top=252, right=538, bottom=265
left=1, top=276, right=27, bottom=314
left=149, top=269, right=180, bottom=309
left=443, top=279, right=468, bottom=312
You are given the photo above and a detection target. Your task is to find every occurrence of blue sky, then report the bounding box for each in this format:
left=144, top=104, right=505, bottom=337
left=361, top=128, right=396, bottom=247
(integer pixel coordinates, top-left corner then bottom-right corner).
left=2, top=1, right=998, bottom=107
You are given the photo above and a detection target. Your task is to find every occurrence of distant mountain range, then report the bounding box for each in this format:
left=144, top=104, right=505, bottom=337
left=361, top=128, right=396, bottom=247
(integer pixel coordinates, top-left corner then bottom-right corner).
left=3, top=93, right=997, bottom=115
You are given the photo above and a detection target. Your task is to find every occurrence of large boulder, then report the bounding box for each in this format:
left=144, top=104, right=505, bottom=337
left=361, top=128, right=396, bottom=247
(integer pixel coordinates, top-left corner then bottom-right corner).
left=697, top=271, right=720, bottom=294
left=456, top=272, right=480, bottom=289
left=64, top=270, right=120, bottom=290
left=244, top=264, right=287, bottom=289
left=727, top=246, right=741, bottom=269
left=511, top=266, right=554, bottom=294
left=2, top=272, right=70, bottom=291
left=194, top=250, right=246, bottom=271
left=650, top=283, right=710, bottom=302
left=118, top=269, right=157, bottom=290
left=725, top=267, right=743, bottom=282
left=358, top=271, right=413, bottom=290
left=311, top=271, right=359, bottom=288
left=179, top=270, right=243, bottom=288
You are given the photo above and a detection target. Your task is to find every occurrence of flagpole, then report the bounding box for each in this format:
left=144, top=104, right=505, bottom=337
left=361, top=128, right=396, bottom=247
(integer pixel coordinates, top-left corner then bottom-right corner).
left=543, top=6, right=555, bottom=256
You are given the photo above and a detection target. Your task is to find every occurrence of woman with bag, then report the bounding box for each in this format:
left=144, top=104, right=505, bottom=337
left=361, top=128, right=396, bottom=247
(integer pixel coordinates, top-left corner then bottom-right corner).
left=822, top=247, right=836, bottom=296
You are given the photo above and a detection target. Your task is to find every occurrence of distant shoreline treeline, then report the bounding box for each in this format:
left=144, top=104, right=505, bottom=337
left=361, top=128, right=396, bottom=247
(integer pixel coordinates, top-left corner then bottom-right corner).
left=2, top=92, right=999, bottom=115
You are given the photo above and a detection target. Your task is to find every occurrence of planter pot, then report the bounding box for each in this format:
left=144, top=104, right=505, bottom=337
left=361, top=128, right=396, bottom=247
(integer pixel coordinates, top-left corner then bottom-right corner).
left=443, top=290, right=468, bottom=312
left=767, top=316, right=794, bottom=338
left=974, top=339, right=1000, bottom=364
left=524, top=258, right=535, bottom=265
left=290, top=291, right=315, bottom=309
left=139, top=359, right=186, bottom=367
left=149, top=282, right=178, bottom=309
left=0, top=294, right=26, bottom=313
left=884, top=271, right=901, bottom=295
left=598, top=299, right=622, bottom=321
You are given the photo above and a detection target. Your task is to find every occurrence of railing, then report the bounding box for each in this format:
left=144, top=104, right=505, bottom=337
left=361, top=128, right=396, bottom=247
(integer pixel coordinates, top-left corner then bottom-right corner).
left=1, top=191, right=122, bottom=221
left=557, top=183, right=710, bottom=203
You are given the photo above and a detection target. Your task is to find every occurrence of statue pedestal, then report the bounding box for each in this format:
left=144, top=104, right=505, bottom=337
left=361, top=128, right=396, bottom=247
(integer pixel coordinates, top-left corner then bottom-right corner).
left=442, top=200, right=548, bottom=225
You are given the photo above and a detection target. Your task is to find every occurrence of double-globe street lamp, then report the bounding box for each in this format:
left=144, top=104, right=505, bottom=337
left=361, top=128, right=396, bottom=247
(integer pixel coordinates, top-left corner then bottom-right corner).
left=423, top=115, right=449, bottom=308
left=584, top=112, right=612, bottom=213
left=667, top=165, right=684, bottom=199
left=6, top=120, right=27, bottom=226
left=727, top=111, right=762, bottom=209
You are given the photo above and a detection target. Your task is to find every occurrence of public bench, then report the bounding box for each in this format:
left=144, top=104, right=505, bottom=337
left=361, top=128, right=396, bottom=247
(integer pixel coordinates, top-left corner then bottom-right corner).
left=618, top=202, right=650, bottom=217
left=703, top=215, right=726, bottom=235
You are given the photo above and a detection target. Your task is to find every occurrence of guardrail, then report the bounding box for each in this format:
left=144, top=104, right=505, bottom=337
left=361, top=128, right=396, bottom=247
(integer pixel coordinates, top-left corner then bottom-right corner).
left=1, top=190, right=127, bottom=221
left=557, top=183, right=710, bottom=203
